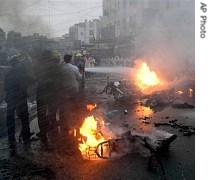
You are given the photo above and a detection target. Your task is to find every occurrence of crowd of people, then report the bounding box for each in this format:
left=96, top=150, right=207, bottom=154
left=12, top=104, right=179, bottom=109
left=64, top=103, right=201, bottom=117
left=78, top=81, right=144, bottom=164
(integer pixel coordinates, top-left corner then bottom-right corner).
left=3, top=50, right=139, bottom=149
left=100, top=56, right=137, bottom=67
left=4, top=50, right=85, bottom=149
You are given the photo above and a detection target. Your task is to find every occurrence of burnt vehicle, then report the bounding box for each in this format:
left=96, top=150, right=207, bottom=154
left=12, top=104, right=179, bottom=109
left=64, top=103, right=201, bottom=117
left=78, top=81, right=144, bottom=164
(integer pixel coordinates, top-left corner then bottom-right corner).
left=99, top=79, right=141, bottom=102
left=99, top=79, right=176, bottom=107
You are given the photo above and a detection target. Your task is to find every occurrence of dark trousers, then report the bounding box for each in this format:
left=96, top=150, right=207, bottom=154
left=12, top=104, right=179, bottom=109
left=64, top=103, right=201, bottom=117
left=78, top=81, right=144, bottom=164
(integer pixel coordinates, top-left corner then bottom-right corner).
left=59, top=96, right=80, bottom=132
left=36, top=85, right=58, bottom=135
left=7, top=99, right=30, bottom=142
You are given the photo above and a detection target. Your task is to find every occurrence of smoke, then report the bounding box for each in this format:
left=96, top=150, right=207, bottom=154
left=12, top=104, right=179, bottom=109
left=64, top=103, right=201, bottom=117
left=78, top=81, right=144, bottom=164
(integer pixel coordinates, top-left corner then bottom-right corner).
left=135, top=0, right=195, bottom=80
left=0, top=0, right=50, bottom=36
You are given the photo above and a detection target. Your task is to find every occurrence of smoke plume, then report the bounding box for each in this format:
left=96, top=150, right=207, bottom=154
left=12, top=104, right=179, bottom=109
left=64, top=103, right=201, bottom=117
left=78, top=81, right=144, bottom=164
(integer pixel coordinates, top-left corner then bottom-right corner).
left=135, top=0, right=195, bottom=80
left=0, top=0, right=49, bottom=36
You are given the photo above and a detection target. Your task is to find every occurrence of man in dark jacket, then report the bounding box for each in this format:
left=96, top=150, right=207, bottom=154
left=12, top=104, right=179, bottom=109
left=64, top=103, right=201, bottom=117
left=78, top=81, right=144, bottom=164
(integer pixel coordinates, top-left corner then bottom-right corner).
left=4, top=55, right=32, bottom=148
left=36, top=50, right=61, bottom=143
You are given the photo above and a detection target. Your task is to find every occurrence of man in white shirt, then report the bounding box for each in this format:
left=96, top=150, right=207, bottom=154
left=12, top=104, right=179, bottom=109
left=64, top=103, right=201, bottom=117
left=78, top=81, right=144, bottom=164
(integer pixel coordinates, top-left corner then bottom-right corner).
left=63, top=54, right=82, bottom=85
left=59, top=54, right=82, bottom=135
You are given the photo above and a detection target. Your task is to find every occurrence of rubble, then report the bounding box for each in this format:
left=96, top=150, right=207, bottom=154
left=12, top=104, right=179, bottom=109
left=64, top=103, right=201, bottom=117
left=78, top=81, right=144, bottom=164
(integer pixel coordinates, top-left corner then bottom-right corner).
left=172, top=102, right=194, bottom=109
left=0, top=157, right=55, bottom=179
left=95, top=130, right=177, bottom=160
left=154, top=120, right=195, bottom=136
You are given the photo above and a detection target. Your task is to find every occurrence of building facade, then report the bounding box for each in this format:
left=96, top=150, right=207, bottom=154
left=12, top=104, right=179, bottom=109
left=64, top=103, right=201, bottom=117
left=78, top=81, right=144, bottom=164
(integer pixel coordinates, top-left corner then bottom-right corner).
left=0, top=28, right=6, bottom=51
left=69, top=19, right=101, bottom=50
left=101, top=0, right=195, bottom=57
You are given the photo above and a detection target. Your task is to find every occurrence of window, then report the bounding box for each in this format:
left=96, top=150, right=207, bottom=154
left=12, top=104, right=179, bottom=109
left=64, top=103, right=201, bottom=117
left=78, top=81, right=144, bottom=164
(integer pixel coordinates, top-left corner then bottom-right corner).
left=166, top=0, right=170, bottom=8
left=129, top=0, right=137, bottom=6
left=123, top=18, right=126, bottom=28
left=89, top=30, right=94, bottom=36
left=129, top=16, right=133, bottom=26
left=103, top=9, right=108, bottom=16
left=123, top=0, right=126, bottom=8
left=89, top=21, right=94, bottom=27
left=176, top=0, right=180, bottom=7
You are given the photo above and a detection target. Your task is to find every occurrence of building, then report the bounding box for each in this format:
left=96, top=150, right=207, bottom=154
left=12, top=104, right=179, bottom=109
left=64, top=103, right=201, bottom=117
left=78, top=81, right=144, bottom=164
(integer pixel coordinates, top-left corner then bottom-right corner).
left=56, top=34, right=73, bottom=54
left=101, top=0, right=195, bottom=57
left=69, top=19, right=101, bottom=50
left=0, top=28, right=6, bottom=51
left=6, top=31, right=22, bottom=53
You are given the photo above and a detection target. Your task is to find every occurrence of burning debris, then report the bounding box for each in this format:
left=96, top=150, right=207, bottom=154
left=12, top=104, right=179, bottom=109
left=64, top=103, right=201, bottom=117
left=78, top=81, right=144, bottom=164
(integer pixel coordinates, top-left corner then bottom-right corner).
left=98, top=60, right=194, bottom=110
left=94, top=130, right=177, bottom=160
left=134, top=61, right=164, bottom=94
left=76, top=104, right=177, bottom=161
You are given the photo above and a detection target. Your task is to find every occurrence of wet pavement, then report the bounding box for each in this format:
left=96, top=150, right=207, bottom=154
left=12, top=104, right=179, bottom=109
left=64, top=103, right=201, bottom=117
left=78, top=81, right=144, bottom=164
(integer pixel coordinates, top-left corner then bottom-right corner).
left=0, top=73, right=195, bottom=180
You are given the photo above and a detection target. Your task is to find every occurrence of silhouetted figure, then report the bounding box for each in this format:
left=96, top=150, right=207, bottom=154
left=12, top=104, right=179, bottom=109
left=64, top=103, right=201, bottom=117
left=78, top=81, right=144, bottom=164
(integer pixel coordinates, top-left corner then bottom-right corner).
left=36, top=50, right=61, bottom=143
left=4, top=55, right=32, bottom=148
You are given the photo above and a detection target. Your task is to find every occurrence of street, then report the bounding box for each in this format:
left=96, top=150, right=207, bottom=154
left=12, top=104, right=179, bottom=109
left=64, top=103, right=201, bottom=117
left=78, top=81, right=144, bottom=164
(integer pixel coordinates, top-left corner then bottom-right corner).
left=0, top=73, right=195, bottom=180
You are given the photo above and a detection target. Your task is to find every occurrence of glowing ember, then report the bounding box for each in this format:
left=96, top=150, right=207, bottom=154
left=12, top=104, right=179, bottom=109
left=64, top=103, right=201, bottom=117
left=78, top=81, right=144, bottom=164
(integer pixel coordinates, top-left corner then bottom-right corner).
left=188, top=88, right=193, bottom=98
left=176, top=90, right=184, bottom=95
left=135, top=61, right=163, bottom=94
left=79, top=116, right=107, bottom=158
left=86, top=104, right=97, bottom=111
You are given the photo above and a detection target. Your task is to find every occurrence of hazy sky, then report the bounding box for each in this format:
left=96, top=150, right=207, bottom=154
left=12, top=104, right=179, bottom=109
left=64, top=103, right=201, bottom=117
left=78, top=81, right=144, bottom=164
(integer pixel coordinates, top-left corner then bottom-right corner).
left=0, top=0, right=102, bottom=37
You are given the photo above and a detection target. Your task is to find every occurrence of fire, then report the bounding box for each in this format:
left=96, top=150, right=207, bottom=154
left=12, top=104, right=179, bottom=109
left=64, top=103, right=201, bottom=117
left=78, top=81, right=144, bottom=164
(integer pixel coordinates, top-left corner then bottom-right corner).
left=79, top=116, right=109, bottom=159
left=86, top=104, right=97, bottom=111
left=176, top=90, right=184, bottom=95
left=135, top=61, right=163, bottom=94
left=189, top=88, right=193, bottom=98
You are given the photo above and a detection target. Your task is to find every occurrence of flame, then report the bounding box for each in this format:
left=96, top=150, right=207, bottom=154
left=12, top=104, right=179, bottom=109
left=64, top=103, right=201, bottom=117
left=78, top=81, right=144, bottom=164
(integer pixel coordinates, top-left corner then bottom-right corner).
left=86, top=104, right=97, bottom=111
left=78, top=116, right=106, bottom=158
left=188, top=88, right=193, bottom=98
left=176, top=90, right=184, bottom=95
left=134, top=61, right=163, bottom=94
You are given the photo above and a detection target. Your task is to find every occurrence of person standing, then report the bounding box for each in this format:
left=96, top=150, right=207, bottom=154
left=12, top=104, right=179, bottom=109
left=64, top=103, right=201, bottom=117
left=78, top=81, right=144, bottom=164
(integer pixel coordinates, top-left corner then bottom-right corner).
left=59, top=54, right=82, bottom=135
left=4, top=55, right=32, bottom=148
left=74, top=53, right=86, bottom=92
left=36, top=50, right=61, bottom=142
left=63, top=54, right=82, bottom=83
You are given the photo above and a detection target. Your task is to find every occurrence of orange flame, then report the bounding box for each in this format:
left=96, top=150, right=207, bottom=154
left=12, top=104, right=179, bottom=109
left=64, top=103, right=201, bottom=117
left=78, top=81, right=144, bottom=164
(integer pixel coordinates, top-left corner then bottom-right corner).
left=189, top=88, right=193, bottom=98
left=79, top=116, right=107, bottom=158
left=176, top=90, right=184, bottom=95
left=86, top=104, right=97, bottom=111
left=135, top=61, right=163, bottom=94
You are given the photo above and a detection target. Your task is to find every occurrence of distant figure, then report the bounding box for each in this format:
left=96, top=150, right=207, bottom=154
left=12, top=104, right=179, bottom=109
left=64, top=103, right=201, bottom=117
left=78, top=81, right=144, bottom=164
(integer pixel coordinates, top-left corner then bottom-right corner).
left=4, top=55, right=33, bottom=148
left=89, top=56, right=95, bottom=68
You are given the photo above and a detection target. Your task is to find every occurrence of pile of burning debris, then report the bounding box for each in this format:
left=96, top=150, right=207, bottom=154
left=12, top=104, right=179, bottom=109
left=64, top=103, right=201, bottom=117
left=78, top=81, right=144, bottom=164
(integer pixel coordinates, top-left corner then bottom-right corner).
left=75, top=104, right=176, bottom=161
left=73, top=104, right=177, bottom=175
left=99, top=61, right=194, bottom=109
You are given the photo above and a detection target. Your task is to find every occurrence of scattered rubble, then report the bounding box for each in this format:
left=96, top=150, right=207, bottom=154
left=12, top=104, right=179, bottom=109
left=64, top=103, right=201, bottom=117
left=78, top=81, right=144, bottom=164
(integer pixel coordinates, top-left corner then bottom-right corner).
left=154, top=120, right=195, bottom=136
left=0, top=157, right=55, bottom=179
left=172, top=101, right=194, bottom=109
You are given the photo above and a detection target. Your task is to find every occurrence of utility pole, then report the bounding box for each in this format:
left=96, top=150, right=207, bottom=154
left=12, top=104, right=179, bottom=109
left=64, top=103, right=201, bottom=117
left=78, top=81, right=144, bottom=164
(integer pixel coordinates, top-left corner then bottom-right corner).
left=48, top=0, right=51, bottom=38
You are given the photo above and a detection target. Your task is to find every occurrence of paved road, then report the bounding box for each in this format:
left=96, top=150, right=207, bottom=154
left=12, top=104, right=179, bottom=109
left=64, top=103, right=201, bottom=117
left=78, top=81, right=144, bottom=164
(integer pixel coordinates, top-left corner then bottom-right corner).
left=0, top=73, right=195, bottom=180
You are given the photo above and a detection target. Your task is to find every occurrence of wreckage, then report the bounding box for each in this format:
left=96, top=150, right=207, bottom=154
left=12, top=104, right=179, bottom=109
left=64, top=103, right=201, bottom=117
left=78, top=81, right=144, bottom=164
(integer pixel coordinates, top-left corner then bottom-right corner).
left=78, top=123, right=177, bottom=174
left=95, top=130, right=177, bottom=160
left=99, top=79, right=177, bottom=108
